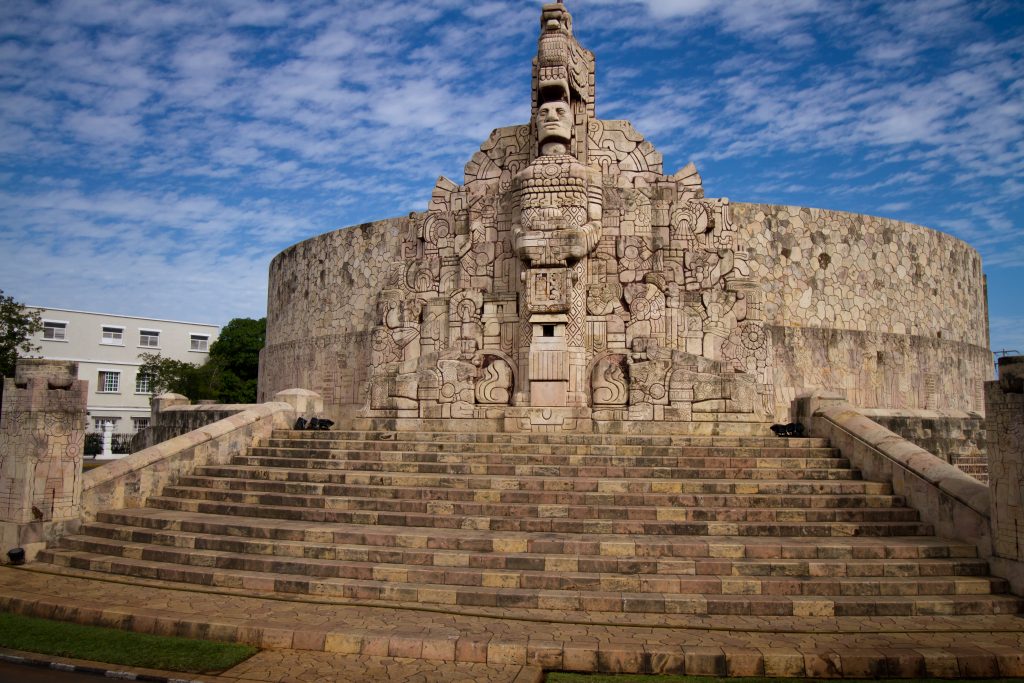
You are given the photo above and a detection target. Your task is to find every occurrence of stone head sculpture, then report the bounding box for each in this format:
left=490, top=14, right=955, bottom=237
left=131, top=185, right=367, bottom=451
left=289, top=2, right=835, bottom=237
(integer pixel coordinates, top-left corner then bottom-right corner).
left=531, top=2, right=595, bottom=162
left=536, top=100, right=573, bottom=153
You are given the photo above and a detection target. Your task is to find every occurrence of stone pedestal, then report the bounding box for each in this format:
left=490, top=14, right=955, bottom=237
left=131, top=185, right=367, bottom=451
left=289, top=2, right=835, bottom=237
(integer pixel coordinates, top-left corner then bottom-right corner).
left=0, top=359, right=88, bottom=562
left=986, top=356, right=1024, bottom=563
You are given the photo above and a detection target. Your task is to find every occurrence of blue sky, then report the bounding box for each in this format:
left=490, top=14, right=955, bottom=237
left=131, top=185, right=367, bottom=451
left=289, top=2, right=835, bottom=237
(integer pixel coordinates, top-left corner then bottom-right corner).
left=1, top=0, right=1021, bottom=357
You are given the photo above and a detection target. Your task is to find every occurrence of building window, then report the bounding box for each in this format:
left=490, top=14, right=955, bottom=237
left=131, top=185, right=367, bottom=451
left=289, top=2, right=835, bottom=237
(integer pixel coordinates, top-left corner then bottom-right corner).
left=190, top=334, right=210, bottom=352
left=132, top=417, right=150, bottom=432
left=101, top=326, right=124, bottom=345
left=93, top=416, right=118, bottom=431
left=98, top=370, right=120, bottom=393
left=43, top=321, right=67, bottom=340
left=135, top=372, right=152, bottom=394
left=139, top=330, right=160, bottom=347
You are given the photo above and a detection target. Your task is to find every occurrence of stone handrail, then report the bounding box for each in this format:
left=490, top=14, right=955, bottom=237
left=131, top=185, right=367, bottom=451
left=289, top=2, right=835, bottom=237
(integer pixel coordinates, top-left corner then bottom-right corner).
left=81, top=402, right=294, bottom=520
left=80, top=389, right=323, bottom=521
left=793, top=392, right=993, bottom=558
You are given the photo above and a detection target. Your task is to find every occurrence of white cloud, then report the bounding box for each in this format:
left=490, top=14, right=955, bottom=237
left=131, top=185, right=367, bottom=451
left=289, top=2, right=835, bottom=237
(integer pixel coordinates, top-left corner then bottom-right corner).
left=0, top=0, right=1020, bottom=329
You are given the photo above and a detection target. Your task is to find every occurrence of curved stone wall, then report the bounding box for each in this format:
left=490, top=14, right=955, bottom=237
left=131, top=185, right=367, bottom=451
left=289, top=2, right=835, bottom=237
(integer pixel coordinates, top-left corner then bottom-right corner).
left=260, top=204, right=991, bottom=421
left=730, top=203, right=990, bottom=417
left=259, top=217, right=412, bottom=413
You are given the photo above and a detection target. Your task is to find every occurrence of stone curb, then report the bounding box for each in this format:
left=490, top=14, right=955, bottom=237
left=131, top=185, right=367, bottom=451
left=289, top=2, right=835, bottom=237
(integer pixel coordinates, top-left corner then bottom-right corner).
left=0, top=651, right=204, bottom=682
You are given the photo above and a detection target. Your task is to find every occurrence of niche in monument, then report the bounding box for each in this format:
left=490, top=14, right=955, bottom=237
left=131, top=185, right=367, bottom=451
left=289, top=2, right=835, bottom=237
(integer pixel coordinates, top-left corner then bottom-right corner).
left=361, top=2, right=771, bottom=427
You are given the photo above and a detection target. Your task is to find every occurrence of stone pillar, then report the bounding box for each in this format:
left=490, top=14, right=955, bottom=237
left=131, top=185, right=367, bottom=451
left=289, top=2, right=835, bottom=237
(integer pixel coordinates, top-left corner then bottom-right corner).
left=100, top=422, right=113, bottom=458
left=986, top=356, right=1024, bottom=563
left=151, top=392, right=190, bottom=423
left=0, top=359, right=88, bottom=562
left=274, top=388, right=324, bottom=421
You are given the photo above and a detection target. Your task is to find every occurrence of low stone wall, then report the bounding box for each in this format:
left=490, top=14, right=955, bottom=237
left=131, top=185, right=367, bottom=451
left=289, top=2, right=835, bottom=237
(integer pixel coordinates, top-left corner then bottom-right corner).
left=82, top=403, right=290, bottom=519
left=131, top=394, right=252, bottom=452
left=860, top=408, right=987, bottom=481
left=794, top=392, right=1024, bottom=595
left=81, top=389, right=323, bottom=521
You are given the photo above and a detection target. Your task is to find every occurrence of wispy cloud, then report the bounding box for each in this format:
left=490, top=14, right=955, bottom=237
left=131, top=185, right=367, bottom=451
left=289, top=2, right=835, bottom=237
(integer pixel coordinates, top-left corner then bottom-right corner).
left=0, top=0, right=1019, bottom=352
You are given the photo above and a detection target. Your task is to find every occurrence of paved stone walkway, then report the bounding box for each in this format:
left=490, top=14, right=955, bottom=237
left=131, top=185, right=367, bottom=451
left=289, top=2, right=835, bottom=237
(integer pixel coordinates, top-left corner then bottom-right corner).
left=0, top=646, right=540, bottom=683
left=2, top=566, right=1022, bottom=678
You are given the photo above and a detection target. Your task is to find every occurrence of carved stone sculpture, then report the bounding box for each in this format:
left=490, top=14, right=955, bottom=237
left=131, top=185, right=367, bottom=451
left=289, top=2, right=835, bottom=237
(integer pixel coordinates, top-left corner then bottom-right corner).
left=359, top=1, right=773, bottom=426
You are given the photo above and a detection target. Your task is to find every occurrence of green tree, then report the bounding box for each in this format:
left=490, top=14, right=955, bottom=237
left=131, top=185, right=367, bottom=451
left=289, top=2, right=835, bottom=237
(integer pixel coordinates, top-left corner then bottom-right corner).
left=137, top=352, right=215, bottom=400
left=207, top=317, right=265, bottom=404
left=0, top=289, right=43, bottom=378
left=136, top=317, right=265, bottom=404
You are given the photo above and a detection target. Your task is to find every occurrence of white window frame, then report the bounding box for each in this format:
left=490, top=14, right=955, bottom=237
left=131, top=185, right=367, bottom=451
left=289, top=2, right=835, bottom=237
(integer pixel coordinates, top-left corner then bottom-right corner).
left=42, top=320, right=69, bottom=341
left=131, top=417, right=150, bottom=432
left=138, top=329, right=161, bottom=348
left=190, top=333, right=210, bottom=352
left=97, top=369, right=121, bottom=393
left=135, top=372, right=152, bottom=394
left=93, top=416, right=119, bottom=431
left=101, top=325, right=125, bottom=346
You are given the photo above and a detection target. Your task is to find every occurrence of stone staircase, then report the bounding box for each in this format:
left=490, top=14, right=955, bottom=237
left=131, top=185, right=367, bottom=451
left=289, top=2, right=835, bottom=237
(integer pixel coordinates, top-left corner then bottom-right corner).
left=36, top=427, right=1021, bottom=622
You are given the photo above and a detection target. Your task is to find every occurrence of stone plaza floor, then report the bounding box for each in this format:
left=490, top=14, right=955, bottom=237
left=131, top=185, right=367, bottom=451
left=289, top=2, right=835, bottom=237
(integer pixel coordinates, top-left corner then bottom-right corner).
left=1, top=565, right=1022, bottom=679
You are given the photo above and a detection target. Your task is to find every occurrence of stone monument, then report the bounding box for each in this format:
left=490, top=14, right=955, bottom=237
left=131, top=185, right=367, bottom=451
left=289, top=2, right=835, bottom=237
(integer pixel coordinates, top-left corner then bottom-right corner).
left=0, top=359, right=87, bottom=560
left=259, top=2, right=991, bottom=431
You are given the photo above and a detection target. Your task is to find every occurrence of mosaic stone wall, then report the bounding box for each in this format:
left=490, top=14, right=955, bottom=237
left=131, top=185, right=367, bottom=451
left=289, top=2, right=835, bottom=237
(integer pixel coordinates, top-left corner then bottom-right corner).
left=260, top=203, right=991, bottom=422
left=259, top=218, right=411, bottom=411
left=729, top=204, right=991, bottom=417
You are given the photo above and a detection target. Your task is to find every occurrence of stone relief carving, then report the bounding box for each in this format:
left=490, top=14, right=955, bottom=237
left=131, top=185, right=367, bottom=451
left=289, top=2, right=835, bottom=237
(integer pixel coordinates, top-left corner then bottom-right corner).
left=591, top=354, right=629, bottom=406
left=475, top=356, right=514, bottom=405
left=364, top=2, right=773, bottom=423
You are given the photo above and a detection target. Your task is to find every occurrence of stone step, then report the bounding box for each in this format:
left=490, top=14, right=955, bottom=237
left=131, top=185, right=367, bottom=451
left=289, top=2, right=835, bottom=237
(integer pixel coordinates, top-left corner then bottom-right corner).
left=232, top=455, right=863, bottom=480
left=261, top=440, right=841, bottom=459
left=47, top=536, right=1011, bottom=598
left=254, top=445, right=848, bottom=467
left=160, top=484, right=922, bottom=523
left=195, top=466, right=894, bottom=495
left=146, top=496, right=934, bottom=536
left=178, top=474, right=905, bottom=508
left=336, top=416, right=777, bottom=436
left=36, top=549, right=1023, bottom=617
left=274, top=430, right=827, bottom=449
left=94, top=510, right=971, bottom=559
left=73, top=523, right=995, bottom=578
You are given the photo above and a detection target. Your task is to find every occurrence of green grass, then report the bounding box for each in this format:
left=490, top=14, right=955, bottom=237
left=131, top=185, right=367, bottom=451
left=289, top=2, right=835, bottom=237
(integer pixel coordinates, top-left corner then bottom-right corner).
left=546, top=676, right=1024, bottom=683
left=0, top=611, right=257, bottom=673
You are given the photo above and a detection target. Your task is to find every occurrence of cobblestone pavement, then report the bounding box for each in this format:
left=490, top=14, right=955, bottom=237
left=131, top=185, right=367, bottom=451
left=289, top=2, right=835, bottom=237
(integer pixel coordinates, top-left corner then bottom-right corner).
left=1, top=566, right=1022, bottom=678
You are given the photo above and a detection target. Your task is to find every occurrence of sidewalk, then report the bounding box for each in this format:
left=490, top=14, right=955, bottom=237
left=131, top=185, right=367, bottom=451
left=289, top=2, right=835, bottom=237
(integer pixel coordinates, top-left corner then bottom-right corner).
left=0, top=647, right=542, bottom=683
left=2, top=566, right=1022, bottom=678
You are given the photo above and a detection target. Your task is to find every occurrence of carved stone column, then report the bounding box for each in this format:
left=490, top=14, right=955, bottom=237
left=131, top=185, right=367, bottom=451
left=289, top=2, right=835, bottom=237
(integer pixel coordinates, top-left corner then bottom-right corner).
left=986, top=356, right=1024, bottom=563
left=0, top=360, right=88, bottom=562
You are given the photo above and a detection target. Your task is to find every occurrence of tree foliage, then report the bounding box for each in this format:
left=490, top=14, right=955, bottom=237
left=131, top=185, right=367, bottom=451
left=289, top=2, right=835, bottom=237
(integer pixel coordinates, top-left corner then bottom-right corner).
left=137, top=317, right=265, bottom=404
left=207, top=317, right=265, bottom=404
left=0, top=289, right=43, bottom=378
left=137, top=353, right=214, bottom=400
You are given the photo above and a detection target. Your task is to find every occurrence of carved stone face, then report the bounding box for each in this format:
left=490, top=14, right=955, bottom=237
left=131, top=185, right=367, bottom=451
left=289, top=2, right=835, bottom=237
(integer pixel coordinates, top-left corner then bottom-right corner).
left=536, top=101, right=572, bottom=145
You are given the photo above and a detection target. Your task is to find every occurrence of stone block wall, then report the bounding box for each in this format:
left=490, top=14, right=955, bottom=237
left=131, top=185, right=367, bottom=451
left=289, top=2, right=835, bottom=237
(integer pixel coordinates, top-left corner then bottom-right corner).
left=259, top=218, right=410, bottom=418
left=734, top=204, right=991, bottom=419
left=986, top=357, right=1024, bottom=562
left=860, top=408, right=987, bottom=482
left=261, top=203, right=992, bottom=423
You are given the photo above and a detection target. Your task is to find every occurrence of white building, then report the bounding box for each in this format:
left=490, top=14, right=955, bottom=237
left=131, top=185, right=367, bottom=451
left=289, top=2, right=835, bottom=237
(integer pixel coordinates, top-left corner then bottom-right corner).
left=28, top=307, right=220, bottom=434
